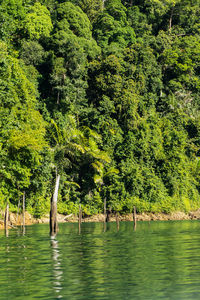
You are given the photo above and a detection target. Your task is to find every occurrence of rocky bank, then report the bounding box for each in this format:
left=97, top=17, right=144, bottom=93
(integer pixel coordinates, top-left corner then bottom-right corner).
left=1, top=209, right=200, bottom=230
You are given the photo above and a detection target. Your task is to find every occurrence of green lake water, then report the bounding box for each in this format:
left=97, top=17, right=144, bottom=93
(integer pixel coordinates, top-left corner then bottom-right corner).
left=1, top=220, right=200, bottom=299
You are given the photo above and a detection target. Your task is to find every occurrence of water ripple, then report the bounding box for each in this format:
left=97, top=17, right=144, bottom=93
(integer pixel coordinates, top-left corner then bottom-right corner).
left=0, top=221, right=200, bottom=299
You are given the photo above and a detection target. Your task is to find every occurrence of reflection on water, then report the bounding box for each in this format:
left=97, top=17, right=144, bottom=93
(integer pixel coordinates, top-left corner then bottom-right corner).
left=51, top=237, right=63, bottom=299
left=0, top=221, right=200, bottom=299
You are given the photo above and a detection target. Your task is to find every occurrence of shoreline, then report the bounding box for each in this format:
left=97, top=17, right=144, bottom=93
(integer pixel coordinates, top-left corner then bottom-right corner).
left=1, top=209, right=200, bottom=229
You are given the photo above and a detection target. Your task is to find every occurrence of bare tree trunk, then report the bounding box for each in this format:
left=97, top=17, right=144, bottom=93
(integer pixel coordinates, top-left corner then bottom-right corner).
left=133, top=206, right=137, bottom=231
left=78, top=204, right=82, bottom=234
left=169, top=7, right=174, bottom=32
left=57, top=90, right=60, bottom=105
left=17, top=197, right=21, bottom=226
left=4, top=203, right=9, bottom=237
left=104, top=198, right=106, bottom=232
left=50, top=174, right=60, bottom=237
left=104, top=198, right=106, bottom=221
left=106, top=207, right=111, bottom=222
left=22, top=191, right=25, bottom=235
left=102, top=0, right=106, bottom=10
left=116, top=212, right=120, bottom=231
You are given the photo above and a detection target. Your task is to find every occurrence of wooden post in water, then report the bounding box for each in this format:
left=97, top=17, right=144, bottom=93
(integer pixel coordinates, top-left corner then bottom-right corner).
left=106, top=206, right=112, bottom=222
left=104, top=198, right=106, bottom=232
left=116, top=212, right=120, bottom=231
left=78, top=204, right=82, bottom=234
left=17, top=197, right=21, bottom=226
left=104, top=198, right=106, bottom=221
left=22, top=191, right=25, bottom=235
left=50, top=174, right=60, bottom=237
left=4, top=202, right=9, bottom=237
left=133, top=206, right=137, bottom=230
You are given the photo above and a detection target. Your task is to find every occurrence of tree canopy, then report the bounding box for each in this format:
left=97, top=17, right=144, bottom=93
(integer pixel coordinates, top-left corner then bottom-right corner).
left=1, top=0, right=200, bottom=216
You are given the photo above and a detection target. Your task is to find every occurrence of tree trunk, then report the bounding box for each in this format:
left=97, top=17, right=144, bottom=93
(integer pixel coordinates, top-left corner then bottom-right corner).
left=78, top=204, right=82, bottom=234
left=57, top=90, right=60, bottom=105
left=104, top=198, right=106, bottom=232
left=106, top=207, right=112, bottom=222
left=50, top=174, right=60, bottom=237
left=4, top=203, right=9, bottom=237
left=169, top=7, right=174, bottom=32
left=116, top=212, right=120, bottom=231
left=104, top=198, right=106, bottom=222
left=17, top=197, right=21, bottom=226
left=102, top=0, right=106, bottom=10
left=133, top=206, right=137, bottom=230
left=22, top=191, right=25, bottom=235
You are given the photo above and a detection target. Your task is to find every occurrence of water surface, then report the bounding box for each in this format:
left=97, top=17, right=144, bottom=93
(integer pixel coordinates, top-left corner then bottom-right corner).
left=1, top=220, right=200, bottom=299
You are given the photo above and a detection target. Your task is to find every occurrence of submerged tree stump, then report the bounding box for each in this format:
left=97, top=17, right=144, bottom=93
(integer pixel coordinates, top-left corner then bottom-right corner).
left=22, top=191, right=25, bottom=235
left=17, top=197, right=21, bottom=225
left=106, top=207, right=112, bottom=222
left=133, top=206, right=137, bottom=230
left=4, top=203, right=9, bottom=237
left=104, top=198, right=106, bottom=222
left=104, top=198, right=107, bottom=232
left=116, top=212, right=120, bottom=231
left=50, top=174, right=60, bottom=237
left=79, top=204, right=82, bottom=234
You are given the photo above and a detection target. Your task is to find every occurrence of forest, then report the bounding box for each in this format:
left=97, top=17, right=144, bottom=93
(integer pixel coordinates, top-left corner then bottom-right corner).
left=1, top=0, right=200, bottom=217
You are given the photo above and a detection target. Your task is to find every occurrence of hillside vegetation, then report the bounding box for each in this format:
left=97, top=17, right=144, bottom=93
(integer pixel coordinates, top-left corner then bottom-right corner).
left=1, top=0, right=200, bottom=216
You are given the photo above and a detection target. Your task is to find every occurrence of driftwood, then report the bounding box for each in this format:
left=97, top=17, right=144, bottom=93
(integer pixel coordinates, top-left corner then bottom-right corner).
left=63, top=214, right=73, bottom=220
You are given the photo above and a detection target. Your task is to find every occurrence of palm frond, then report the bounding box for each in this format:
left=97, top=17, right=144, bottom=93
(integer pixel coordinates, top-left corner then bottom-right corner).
left=91, top=161, right=104, bottom=174
left=70, top=143, right=85, bottom=154
left=64, top=181, right=80, bottom=188
left=81, top=126, right=102, bottom=141
left=94, top=174, right=103, bottom=185
left=104, top=167, right=119, bottom=177
left=51, top=119, right=63, bottom=144
left=93, top=151, right=111, bottom=163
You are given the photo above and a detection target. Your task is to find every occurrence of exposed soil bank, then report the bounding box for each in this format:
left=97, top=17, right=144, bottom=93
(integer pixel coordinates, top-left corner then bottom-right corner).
left=1, top=209, right=200, bottom=229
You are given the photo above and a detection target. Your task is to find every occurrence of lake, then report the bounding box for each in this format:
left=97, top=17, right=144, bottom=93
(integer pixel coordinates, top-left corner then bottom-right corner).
left=1, top=220, right=200, bottom=299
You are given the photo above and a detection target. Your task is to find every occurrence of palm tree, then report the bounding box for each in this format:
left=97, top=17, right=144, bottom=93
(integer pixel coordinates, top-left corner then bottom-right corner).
left=50, top=115, right=110, bottom=236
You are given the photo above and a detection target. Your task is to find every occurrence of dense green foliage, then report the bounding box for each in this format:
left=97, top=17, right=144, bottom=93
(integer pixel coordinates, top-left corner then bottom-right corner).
left=1, top=0, right=200, bottom=216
